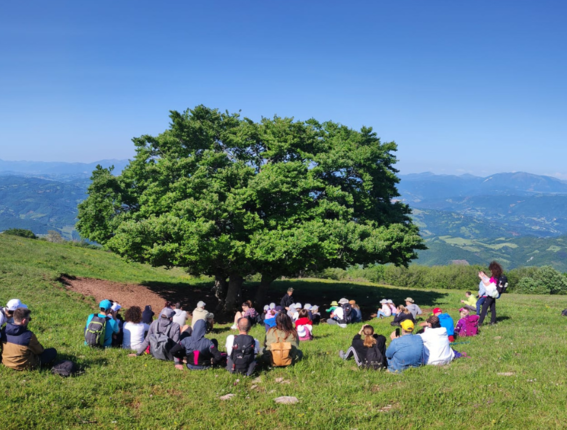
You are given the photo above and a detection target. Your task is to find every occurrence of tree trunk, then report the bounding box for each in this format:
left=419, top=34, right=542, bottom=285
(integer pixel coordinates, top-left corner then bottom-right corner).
left=224, top=274, right=244, bottom=313
left=213, top=273, right=228, bottom=313
left=254, top=273, right=276, bottom=307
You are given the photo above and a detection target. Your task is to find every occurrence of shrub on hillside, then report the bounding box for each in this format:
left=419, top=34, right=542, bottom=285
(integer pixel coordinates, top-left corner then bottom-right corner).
left=515, top=266, right=567, bottom=295
left=2, top=228, right=37, bottom=239
left=47, top=230, right=65, bottom=243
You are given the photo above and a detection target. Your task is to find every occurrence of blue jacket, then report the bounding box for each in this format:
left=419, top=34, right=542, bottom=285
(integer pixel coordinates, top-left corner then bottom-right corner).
left=385, top=334, right=424, bottom=372
left=438, top=313, right=455, bottom=337
left=352, top=308, right=362, bottom=323
left=85, top=313, right=119, bottom=347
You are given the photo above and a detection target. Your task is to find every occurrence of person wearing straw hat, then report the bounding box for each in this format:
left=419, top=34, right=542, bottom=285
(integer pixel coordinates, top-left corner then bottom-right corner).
left=404, top=297, right=423, bottom=319
left=377, top=299, right=392, bottom=319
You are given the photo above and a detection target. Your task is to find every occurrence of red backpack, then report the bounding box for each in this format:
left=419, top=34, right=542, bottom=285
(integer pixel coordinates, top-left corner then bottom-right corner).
left=461, top=315, right=479, bottom=336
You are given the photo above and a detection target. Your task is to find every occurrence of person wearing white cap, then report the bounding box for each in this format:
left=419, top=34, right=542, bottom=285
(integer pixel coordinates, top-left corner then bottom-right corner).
left=191, top=301, right=209, bottom=329
left=292, top=303, right=302, bottom=322
left=387, top=300, right=398, bottom=316
left=310, top=305, right=321, bottom=324
left=377, top=299, right=392, bottom=319
left=269, top=302, right=276, bottom=310
left=109, top=303, right=124, bottom=347
left=1, top=299, right=29, bottom=327
left=304, top=303, right=313, bottom=321
left=327, top=298, right=350, bottom=328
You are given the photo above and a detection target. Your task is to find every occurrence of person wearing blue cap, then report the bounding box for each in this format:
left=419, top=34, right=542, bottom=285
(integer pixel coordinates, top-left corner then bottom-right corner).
left=84, top=299, right=119, bottom=348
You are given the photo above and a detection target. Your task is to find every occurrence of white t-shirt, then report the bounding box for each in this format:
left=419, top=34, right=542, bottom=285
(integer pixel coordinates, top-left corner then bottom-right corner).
left=122, top=322, right=150, bottom=351
left=332, top=307, right=344, bottom=321
left=172, top=309, right=187, bottom=327
left=225, top=335, right=260, bottom=355
left=419, top=327, right=455, bottom=366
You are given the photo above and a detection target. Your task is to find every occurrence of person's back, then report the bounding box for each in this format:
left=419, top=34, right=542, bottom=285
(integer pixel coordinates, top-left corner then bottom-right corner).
left=386, top=334, right=423, bottom=372
left=122, top=306, right=150, bottom=351
left=191, top=301, right=209, bottom=329
left=406, top=303, right=422, bottom=319
left=85, top=300, right=119, bottom=348
left=172, top=308, right=187, bottom=328
left=419, top=326, right=454, bottom=365
left=437, top=313, right=455, bottom=338
left=226, top=318, right=259, bottom=375
left=135, top=309, right=180, bottom=360
left=344, top=325, right=386, bottom=370
left=456, top=314, right=479, bottom=337
left=264, top=313, right=302, bottom=365
left=142, top=305, right=154, bottom=324
left=295, top=310, right=313, bottom=341
left=175, top=319, right=223, bottom=370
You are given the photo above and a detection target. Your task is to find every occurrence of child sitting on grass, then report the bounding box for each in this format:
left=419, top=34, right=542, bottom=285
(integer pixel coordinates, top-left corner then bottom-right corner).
left=460, top=292, right=477, bottom=313
left=454, top=308, right=479, bottom=337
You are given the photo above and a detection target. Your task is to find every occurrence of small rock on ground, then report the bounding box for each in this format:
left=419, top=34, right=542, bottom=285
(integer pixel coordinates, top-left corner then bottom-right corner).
left=274, top=396, right=299, bottom=404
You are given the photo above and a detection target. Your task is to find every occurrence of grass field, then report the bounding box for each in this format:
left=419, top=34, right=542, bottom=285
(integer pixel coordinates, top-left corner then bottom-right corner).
left=1, top=234, right=567, bottom=429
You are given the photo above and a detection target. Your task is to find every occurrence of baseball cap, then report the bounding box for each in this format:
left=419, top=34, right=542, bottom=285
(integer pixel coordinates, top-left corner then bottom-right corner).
left=433, top=307, right=442, bottom=314
left=6, top=299, right=28, bottom=311
left=330, top=301, right=339, bottom=306
left=111, top=303, right=122, bottom=312
left=161, top=308, right=175, bottom=318
left=404, top=297, right=414, bottom=303
left=400, top=320, right=415, bottom=332
left=197, top=301, right=206, bottom=308
left=338, top=298, right=349, bottom=305
left=99, top=299, right=112, bottom=311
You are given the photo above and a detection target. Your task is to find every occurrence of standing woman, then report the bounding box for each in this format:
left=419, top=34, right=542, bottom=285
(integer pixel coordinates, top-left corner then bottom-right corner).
left=478, top=261, right=507, bottom=325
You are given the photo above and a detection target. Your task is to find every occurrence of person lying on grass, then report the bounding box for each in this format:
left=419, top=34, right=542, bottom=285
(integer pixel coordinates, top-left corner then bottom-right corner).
left=460, top=292, right=477, bottom=313
left=122, top=306, right=150, bottom=351
left=130, top=308, right=180, bottom=362
left=231, top=300, right=258, bottom=330
left=226, top=317, right=260, bottom=376
left=263, top=312, right=303, bottom=366
left=419, top=315, right=455, bottom=366
left=1, top=307, right=57, bottom=371
left=391, top=305, right=416, bottom=327
left=385, top=319, right=423, bottom=373
left=295, top=309, right=313, bottom=341
left=171, top=319, right=225, bottom=371
left=339, top=324, right=386, bottom=370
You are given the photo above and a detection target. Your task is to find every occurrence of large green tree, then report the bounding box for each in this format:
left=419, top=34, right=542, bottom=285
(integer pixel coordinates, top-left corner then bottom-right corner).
left=77, top=105, right=425, bottom=311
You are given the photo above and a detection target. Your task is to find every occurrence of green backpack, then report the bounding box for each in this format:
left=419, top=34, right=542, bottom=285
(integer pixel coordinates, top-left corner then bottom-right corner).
left=85, top=314, right=108, bottom=347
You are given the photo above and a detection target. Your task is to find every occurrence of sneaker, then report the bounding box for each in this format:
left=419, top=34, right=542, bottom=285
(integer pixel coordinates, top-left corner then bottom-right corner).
left=339, top=350, right=345, bottom=360
left=230, top=324, right=237, bottom=330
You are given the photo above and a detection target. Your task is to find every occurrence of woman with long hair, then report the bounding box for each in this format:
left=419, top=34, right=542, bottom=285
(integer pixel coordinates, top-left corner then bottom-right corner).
left=391, top=305, right=416, bottom=327
left=339, top=324, right=386, bottom=369
left=122, top=306, right=150, bottom=351
left=231, top=300, right=258, bottom=330
left=295, top=309, right=313, bottom=341
left=263, top=312, right=303, bottom=364
left=478, top=261, right=507, bottom=325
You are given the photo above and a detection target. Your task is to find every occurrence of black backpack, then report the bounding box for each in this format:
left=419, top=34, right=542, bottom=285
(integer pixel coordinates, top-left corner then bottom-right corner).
left=341, top=303, right=353, bottom=324
left=363, top=344, right=386, bottom=370
left=230, top=334, right=256, bottom=374
left=496, top=275, right=509, bottom=297
left=85, top=314, right=109, bottom=347
left=52, top=360, right=78, bottom=377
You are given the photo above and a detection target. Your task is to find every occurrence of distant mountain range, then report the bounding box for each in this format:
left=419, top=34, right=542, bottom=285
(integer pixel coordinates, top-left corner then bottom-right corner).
left=2, top=164, right=567, bottom=270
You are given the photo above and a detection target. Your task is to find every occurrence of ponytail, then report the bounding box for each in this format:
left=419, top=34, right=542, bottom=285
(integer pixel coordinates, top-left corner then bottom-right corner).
left=362, top=326, right=377, bottom=348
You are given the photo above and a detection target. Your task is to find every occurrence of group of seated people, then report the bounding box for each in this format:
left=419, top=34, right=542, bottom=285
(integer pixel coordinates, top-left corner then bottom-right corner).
left=340, top=305, right=479, bottom=372
left=0, top=298, right=57, bottom=370
left=325, top=298, right=362, bottom=327
left=376, top=297, right=423, bottom=321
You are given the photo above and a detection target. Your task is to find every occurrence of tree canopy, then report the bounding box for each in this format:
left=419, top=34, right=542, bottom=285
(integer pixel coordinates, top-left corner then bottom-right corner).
left=77, top=106, right=425, bottom=311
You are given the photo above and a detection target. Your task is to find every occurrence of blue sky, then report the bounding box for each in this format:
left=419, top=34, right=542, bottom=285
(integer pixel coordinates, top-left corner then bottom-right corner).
left=1, top=1, right=566, bottom=177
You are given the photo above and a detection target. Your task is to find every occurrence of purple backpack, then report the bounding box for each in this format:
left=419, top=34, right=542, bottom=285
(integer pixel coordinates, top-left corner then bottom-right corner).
left=461, top=315, right=479, bottom=336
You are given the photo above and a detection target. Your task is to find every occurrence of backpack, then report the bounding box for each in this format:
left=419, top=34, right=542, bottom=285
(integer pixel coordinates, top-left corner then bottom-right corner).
left=340, top=303, right=353, bottom=324
left=297, top=324, right=313, bottom=341
left=230, top=334, right=256, bottom=374
left=561, top=309, right=567, bottom=317
left=461, top=315, right=479, bottom=337
left=363, top=344, right=385, bottom=370
left=270, top=333, right=292, bottom=367
left=148, top=323, right=175, bottom=361
left=496, top=275, right=509, bottom=297
left=85, top=314, right=108, bottom=347
left=51, top=360, right=78, bottom=377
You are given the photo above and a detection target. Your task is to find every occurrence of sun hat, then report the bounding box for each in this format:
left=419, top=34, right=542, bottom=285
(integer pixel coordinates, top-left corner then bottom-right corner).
left=98, top=299, right=112, bottom=311
left=269, top=302, right=276, bottom=310
left=404, top=297, right=414, bottom=303
left=304, top=303, right=312, bottom=310
left=161, top=308, right=175, bottom=318
left=330, top=301, right=339, bottom=306
left=338, top=298, right=349, bottom=305
left=197, top=301, right=206, bottom=308
left=433, top=307, right=442, bottom=314
left=295, top=303, right=302, bottom=309
left=111, top=303, right=122, bottom=312
left=311, top=305, right=319, bottom=311
left=264, top=305, right=269, bottom=311
left=6, top=299, right=28, bottom=311
left=400, top=320, right=415, bottom=332
left=380, top=299, right=387, bottom=304
left=387, top=299, right=393, bottom=304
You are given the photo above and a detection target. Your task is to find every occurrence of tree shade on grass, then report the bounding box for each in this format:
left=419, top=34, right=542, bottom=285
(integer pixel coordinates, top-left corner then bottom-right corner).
left=77, top=106, right=425, bottom=311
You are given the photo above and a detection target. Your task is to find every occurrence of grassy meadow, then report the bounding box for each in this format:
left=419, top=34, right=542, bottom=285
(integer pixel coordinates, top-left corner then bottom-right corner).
left=1, top=234, right=567, bottom=429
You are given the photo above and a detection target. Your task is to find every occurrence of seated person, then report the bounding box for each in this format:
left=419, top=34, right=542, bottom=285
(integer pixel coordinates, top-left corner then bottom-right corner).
left=404, top=298, right=423, bottom=319
left=191, top=301, right=209, bottom=329
left=339, top=324, right=386, bottom=369
left=231, top=300, right=258, bottom=330
left=264, top=313, right=303, bottom=366
left=325, top=301, right=339, bottom=313
left=327, top=301, right=347, bottom=328
left=225, top=317, right=260, bottom=376
left=122, top=306, right=150, bottom=351
left=385, top=320, right=423, bottom=373
left=460, top=292, right=477, bottom=313
left=172, top=303, right=188, bottom=329
left=454, top=308, right=479, bottom=337
left=391, top=305, right=416, bottom=326
left=377, top=299, right=392, bottom=318
left=171, top=319, right=225, bottom=370
left=142, top=305, right=154, bottom=324
left=295, top=309, right=313, bottom=341
left=110, top=302, right=124, bottom=347
left=388, top=300, right=398, bottom=316
left=310, top=305, right=321, bottom=324
left=1, top=308, right=57, bottom=370
left=85, top=299, right=119, bottom=348
left=263, top=309, right=277, bottom=332
left=350, top=301, right=363, bottom=323
left=2, top=298, right=28, bottom=327
left=131, top=308, right=180, bottom=361
left=304, top=303, right=314, bottom=321
left=419, top=315, right=455, bottom=366
left=431, top=308, right=455, bottom=342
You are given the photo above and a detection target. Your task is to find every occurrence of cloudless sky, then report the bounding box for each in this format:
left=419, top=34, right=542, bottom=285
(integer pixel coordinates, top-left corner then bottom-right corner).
left=1, top=1, right=566, bottom=177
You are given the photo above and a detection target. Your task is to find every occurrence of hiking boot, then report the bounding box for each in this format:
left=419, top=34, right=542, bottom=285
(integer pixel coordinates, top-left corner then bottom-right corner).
left=339, top=350, right=346, bottom=360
